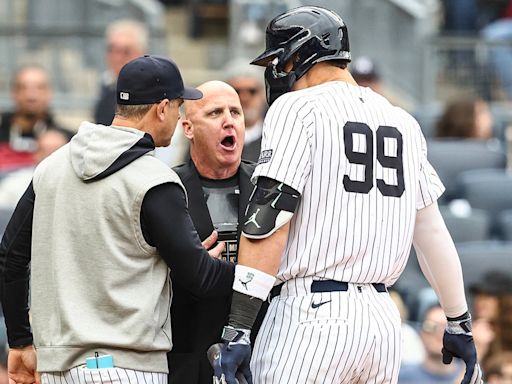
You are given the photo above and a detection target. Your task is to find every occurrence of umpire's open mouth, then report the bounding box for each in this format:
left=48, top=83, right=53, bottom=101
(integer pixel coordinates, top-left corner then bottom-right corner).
left=220, top=134, right=237, bottom=151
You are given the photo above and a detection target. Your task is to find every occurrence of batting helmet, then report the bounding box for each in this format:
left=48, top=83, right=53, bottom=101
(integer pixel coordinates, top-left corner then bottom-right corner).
left=251, top=6, right=351, bottom=105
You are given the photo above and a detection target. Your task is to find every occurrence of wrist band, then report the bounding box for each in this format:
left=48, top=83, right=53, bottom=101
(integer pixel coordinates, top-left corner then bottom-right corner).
left=233, top=265, right=276, bottom=301
left=221, top=326, right=251, bottom=345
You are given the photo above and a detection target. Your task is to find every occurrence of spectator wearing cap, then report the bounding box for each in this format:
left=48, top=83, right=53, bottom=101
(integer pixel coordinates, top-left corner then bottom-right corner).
left=224, top=58, right=266, bottom=163
left=0, top=55, right=235, bottom=384
left=351, top=56, right=382, bottom=92
left=351, top=56, right=412, bottom=111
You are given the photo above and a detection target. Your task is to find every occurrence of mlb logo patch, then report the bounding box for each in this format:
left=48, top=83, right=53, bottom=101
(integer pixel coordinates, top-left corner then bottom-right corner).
left=120, top=92, right=130, bottom=100
left=258, top=149, right=273, bottom=164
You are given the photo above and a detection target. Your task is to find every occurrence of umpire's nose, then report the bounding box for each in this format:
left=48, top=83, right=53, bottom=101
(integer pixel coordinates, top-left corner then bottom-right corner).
left=223, top=110, right=236, bottom=129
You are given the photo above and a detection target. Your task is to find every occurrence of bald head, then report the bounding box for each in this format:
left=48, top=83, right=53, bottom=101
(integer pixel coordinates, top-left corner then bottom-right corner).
left=106, top=19, right=148, bottom=76
left=183, top=80, right=239, bottom=118
left=12, top=65, right=52, bottom=117
left=181, top=80, right=245, bottom=179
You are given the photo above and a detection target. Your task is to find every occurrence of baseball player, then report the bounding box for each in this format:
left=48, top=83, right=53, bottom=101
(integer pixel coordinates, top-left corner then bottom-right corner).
left=211, top=6, right=482, bottom=384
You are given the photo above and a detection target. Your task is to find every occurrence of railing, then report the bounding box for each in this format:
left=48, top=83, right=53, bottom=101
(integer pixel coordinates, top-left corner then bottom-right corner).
left=0, top=0, right=166, bottom=112
left=228, top=0, right=441, bottom=106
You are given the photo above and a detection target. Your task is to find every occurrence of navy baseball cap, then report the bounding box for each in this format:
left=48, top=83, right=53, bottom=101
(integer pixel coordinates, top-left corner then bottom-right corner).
left=116, top=55, right=202, bottom=105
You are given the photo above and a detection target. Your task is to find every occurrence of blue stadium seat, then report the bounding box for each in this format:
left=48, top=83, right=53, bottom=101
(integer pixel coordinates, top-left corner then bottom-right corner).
left=499, top=209, right=512, bottom=241
left=427, top=140, right=506, bottom=201
left=0, top=208, right=13, bottom=238
left=439, top=205, right=491, bottom=243
left=456, top=241, right=512, bottom=296
left=457, top=169, right=512, bottom=237
left=413, top=103, right=442, bottom=138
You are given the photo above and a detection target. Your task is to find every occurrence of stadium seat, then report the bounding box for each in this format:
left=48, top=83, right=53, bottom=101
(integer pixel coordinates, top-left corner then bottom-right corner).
left=393, top=248, right=430, bottom=321
left=457, top=169, right=512, bottom=236
left=413, top=103, right=442, bottom=138
left=456, top=241, right=512, bottom=296
left=0, top=208, right=13, bottom=237
left=427, top=140, right=506, bottom=201
left=499, top=209, right=512, bottom=241
left=439, top=205, right=491, bottom=243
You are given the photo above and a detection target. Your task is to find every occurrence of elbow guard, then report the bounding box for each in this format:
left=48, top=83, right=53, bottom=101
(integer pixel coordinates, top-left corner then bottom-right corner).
left=242, top=177, right=300, bottom=239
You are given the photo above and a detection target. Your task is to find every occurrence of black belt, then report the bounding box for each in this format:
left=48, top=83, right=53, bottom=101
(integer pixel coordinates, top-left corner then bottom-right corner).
left=269, top=280, right=387, bottom=300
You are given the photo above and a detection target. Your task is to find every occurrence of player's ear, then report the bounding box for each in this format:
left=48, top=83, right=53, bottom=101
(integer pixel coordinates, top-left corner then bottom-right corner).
left=156, top=99, right=170, bottom=122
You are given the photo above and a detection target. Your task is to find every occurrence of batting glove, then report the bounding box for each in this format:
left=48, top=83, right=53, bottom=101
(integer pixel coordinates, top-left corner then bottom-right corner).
left=442, top=312, right=483, bottom=384
left=211, top=326, right=252, bottom=384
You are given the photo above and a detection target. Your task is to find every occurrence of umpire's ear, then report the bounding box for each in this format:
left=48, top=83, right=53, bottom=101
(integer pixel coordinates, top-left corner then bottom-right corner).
left=181, top=118, right=194, bottom=140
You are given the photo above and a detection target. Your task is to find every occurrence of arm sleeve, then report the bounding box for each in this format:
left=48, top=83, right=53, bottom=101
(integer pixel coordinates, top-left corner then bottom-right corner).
left=0, top=182, right=34, bottom=347
left=416, top=128, right=445, bottom=210
left=140, top=182, right=234, bottom=298
left=413, top=201, right=468, bottom=318
left=251, top=96, right=312, bottom=194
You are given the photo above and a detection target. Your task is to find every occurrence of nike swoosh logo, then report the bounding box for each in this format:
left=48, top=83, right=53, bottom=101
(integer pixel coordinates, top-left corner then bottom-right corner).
left=311, top=300, right=331, bottom=309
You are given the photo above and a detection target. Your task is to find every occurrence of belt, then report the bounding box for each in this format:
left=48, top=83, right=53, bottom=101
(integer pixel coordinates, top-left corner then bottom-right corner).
left=269, top=280, right=387, bottom=300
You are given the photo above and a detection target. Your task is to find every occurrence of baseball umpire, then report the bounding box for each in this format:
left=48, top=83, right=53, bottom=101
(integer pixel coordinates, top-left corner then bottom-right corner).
left=211, top=6, right=482, bottom=384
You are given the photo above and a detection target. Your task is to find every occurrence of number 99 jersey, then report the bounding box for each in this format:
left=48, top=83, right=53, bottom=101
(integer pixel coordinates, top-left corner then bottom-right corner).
left=251, top=81, right=444, bottom=287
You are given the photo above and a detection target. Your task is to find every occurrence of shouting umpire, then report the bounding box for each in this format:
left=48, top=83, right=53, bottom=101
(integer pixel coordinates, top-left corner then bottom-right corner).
left=169, top=81, right=265, bottom=383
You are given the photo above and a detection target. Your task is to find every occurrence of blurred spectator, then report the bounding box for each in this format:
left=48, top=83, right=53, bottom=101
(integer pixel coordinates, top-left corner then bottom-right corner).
left=224, top=57, right=266, bottom=162
left=435, top=98, right=494, bottom=140
left=495, top=292, right=512, bottom=352
left=473, top=317, right=497, bottom=370
left=470, top=270, right=512, bottom=321
left=0, top=129, right=70, bottom=209
left=351, top=56, right=383, bottom=94
left=485, top=351, right=512, bottom=383
left=350, top=56, right=412, bottom=111
left=93, top=19, right=149, bottom=126
left=481, top=1, right=512, bottom=100
left=0, top=65, right=66, bottom=171
left=441, top=0, right=478, bottom=34
left=469, top=270, right=512, bottom=368
left=0, top=320, right=7, bottom=384
left=389, top=290, right=425, bottom=365
left=398, top=303, right=464, bottom=383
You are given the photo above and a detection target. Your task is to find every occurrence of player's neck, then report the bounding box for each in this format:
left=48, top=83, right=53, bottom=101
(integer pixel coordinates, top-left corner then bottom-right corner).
left=294, top=63, right=357, bottom=90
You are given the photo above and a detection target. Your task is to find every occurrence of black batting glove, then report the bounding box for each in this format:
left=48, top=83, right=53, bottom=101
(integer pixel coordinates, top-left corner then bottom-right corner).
left=211, top=326, right=252, bottom=384
left=442, top=312, right=483, bottom=384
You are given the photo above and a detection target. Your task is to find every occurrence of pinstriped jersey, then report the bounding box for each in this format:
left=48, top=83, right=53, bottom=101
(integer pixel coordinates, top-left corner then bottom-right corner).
left=252, top=81, right=444, bottom=287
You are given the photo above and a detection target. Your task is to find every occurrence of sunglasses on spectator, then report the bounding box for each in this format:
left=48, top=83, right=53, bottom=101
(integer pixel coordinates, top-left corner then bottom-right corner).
left=235, top=87, right=260, bottom=96
left=107, top=44, right=135, bottom=56
left=422, top=320, right=445, bottom=334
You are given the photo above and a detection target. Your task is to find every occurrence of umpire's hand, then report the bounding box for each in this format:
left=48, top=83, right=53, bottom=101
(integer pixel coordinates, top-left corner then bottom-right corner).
left=209, top=326, right=252, bottom=384
left=442, top=312, right=483, bottom=384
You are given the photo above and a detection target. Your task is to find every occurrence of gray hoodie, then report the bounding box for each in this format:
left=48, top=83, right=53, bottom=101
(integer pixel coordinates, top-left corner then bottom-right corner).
left=30, top=121, right=184, bottom=372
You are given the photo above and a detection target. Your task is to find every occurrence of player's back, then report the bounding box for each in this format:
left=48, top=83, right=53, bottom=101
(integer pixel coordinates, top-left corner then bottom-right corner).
left=254, top=81, right=443, bottom=286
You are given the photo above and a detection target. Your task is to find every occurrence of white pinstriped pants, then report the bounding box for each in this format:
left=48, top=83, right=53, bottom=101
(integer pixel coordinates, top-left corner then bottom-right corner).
left=41, top=367, right=167, bottom=384
left=251, top=281, right=402, bottom=384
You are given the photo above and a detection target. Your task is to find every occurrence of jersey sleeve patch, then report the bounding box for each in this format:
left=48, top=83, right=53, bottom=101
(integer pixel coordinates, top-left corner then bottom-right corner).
left=257, top=149, right=273, bottom=164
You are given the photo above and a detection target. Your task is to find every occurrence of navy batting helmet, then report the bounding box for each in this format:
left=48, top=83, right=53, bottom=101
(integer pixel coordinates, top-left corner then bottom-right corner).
left=251, top=6, right=351, bottom=105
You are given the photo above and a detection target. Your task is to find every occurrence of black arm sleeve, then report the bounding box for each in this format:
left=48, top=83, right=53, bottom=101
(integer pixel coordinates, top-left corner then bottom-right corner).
left=140, top=183, right=234, bottom=298
left=0, top=182, right=34, bottom=347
